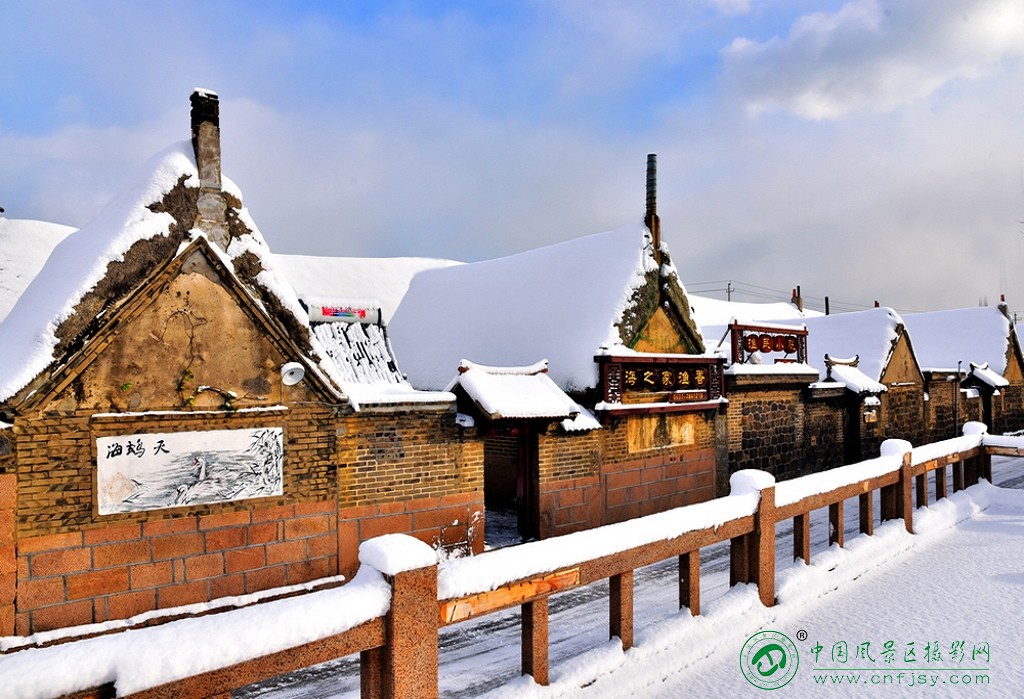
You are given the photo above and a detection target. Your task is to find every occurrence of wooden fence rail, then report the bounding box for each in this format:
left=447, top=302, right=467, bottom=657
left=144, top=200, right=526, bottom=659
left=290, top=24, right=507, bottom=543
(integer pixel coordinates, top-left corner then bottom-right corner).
left=36, top=425, right=1016, bottom=699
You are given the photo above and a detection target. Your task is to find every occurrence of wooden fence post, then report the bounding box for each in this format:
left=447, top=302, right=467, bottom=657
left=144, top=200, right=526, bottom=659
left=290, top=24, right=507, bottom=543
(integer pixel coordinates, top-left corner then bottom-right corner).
left=728, top=470, right=776, bottom=607
left=935, top=464, right=948, bottom=499
left=679, top=551, right=700, bottom=616
left=753, top=485, right=776, bottom=607
left=859, top=491, right=874, bottom=535
left=829, top=500, right=844, bottom=548
left=522, top=599, right=549, bottom=685
left=360, top=535, right=439, bottom=699
left=793, top=512, right=810, bottom=563
left=898, top=451, right=913, bottom=533
left=729, top=534, right=749, bottom=586
left=609, top=571, right=634, bottom=650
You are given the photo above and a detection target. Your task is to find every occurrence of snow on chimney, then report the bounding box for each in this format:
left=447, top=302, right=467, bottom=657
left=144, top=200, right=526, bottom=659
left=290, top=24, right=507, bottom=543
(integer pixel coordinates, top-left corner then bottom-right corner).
left=645, top=153, right=661, bottom=266
left=190, top=88, right=229, bottom=250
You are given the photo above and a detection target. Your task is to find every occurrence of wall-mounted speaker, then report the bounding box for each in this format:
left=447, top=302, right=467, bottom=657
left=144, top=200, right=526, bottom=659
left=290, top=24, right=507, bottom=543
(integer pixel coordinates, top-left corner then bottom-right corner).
left=280, top=362, right=306, bottom=386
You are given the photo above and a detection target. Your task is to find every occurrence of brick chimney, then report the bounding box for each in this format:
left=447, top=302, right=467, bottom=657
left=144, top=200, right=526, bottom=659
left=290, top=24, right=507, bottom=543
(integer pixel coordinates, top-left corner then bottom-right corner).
left=190, top=88, right=230, bottom=250
left=645, top=153, right=661, bottom=266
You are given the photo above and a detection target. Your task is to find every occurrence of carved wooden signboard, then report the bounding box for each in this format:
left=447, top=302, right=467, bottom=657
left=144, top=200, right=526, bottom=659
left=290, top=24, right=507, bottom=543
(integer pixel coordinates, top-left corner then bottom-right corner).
left=729, top=322, right=808, bottom=365
left=97, top=427, right=284, bottom=514
left=597, top=355, right=726, bottom=414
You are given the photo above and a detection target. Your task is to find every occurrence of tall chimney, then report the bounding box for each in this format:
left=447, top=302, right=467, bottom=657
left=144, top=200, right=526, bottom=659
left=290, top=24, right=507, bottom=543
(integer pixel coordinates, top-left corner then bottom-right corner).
left=190, top=88, right=230, bottom=250
left=645, top=153, right=661, bottom=266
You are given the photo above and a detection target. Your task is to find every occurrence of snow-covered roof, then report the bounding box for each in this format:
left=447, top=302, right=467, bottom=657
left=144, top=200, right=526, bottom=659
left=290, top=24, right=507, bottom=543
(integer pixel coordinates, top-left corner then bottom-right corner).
left=690, top=294, right=820, bottom=345
left=903, top=306, right=1016, bottom=376
left=0, top=144, right=208, bottom=403
left=777, top=307, right=904, bottom=384
left=968, top=362, right=1010, bottom=388
left=312, top=322, right=404, bottom=386
left=707, top=307, right=902, bottom=392
left=447, top=359, right=582, bottom=421
left=827, top=363, right=888, bottom=394
left=0, top=142, right=444, bottom=411
left=389, top=223, right=663, bottom=392
left=0, top=218, right=76, bottom=323
left=272, top=254, right=462, bottom=323
left=310, top=320, right=452, bottom=407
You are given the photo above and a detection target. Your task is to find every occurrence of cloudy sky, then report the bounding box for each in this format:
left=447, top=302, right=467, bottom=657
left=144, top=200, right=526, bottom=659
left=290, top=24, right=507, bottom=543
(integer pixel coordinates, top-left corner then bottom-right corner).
left=3, top=0, right=1024, bottom=314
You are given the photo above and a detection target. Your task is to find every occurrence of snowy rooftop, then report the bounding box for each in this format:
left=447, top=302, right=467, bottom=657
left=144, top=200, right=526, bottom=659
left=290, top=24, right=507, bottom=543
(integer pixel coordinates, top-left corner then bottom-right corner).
left=388, top=223, right=662, bottom=392
left=903, top=306, right=1016, bottom=375
left=272, top=254, right=461, bottom=323
left=0, top=142, right=442, bottom=410
left=447, top=359, right=582, bottom=421
left=0, top=218, right=75, bottom=323
left=780, top=307, right=905, bottom=386
left=689, top=294, right=820, bottom=344
left=0, top=144, right=210, bottom=403
left=704, top=307, right=905, bottom=392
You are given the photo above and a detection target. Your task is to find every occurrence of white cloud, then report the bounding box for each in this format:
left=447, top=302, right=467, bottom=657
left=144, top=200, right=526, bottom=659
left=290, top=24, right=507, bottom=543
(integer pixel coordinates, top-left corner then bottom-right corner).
left=723, top=0, right=1024, bottom=120
left=709, top=0, right=751, bottom=17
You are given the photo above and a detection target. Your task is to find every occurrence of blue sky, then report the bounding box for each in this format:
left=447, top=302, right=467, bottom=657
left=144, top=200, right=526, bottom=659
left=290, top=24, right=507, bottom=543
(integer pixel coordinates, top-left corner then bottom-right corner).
left=3, top=0, right=1023, bottom=313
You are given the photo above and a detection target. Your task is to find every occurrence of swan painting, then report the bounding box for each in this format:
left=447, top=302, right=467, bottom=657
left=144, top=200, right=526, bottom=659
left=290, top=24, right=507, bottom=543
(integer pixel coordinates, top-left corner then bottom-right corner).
left=97, top=427, right=284, bottom=514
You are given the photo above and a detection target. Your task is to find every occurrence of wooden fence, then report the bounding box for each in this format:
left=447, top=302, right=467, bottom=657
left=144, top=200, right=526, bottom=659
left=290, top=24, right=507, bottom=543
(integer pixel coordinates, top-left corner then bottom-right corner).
left=26, top=426, right=1023, bottom=699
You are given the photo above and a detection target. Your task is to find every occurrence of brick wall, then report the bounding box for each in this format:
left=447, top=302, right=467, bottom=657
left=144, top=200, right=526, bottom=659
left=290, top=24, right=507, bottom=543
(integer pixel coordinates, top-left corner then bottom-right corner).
left=0, top=473, right=14, bottom=635
left=335, top=408, right=484, bottom=576
left=14, top=500, right=337, bottom=634
left=6, top=403, right=483, bottom=633
left=535, top=414, right=716, bottom=538
left=924, top=375, right=958, bottom=442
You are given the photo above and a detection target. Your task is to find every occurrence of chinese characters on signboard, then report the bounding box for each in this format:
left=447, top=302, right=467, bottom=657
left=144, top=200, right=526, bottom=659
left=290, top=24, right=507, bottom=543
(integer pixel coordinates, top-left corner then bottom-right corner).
left=730, top=323, right=808, bottom=364
left=96, top=427, right=284, bottom=515
left=599, top=356, right=725, bottom=410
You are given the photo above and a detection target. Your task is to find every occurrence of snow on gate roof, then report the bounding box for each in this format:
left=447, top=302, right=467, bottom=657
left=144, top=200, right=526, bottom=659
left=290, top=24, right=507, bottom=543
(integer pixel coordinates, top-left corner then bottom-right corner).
left=447, top=359, right=582, bottom=421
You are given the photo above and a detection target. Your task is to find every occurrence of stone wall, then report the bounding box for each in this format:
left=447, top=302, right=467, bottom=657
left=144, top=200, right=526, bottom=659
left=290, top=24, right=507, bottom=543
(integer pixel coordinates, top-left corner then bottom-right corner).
left=800, top=390, right=846, bottom=476
left=883, top=384, right=926, bottom=446
left=725, top=377, right=806, bottom=480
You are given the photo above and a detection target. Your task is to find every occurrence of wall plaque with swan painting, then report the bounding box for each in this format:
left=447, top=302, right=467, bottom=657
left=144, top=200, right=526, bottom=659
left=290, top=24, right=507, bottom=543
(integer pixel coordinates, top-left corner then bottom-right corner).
left=96, top=427, right=284, bottom=514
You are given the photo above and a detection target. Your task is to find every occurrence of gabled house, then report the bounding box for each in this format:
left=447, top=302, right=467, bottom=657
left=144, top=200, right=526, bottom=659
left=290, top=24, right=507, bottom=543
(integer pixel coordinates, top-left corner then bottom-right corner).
left=789, top=307, right=926, bottom=461
left=0, top=91, right=483, bottom=635
left=389, top=156, right=726, bottom=538
left=903, top=304, right=1024, bottom=437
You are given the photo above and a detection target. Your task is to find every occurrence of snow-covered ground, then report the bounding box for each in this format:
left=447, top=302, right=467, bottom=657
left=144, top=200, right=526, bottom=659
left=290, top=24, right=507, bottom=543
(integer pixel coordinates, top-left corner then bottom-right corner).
left=237, top=457, right=1024, bottom=699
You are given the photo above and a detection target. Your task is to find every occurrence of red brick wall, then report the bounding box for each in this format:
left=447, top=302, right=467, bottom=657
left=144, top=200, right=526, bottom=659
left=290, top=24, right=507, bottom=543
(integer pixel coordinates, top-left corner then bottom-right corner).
left=14, top=500, right=338, bottom=634
left=535, top=414, right=716, bottom=538
left=0, top=473, right=14, bottom=635
left=338, top=491, right=483, bottom=578
left=7, top=403, right=483, bottom=634
left=538, top=476, right=601, bottom=537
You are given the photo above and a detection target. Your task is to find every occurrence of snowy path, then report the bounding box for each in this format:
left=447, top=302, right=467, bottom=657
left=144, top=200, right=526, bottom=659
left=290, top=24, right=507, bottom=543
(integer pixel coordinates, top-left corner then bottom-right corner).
left=240, top=459, right=1024, bottom=699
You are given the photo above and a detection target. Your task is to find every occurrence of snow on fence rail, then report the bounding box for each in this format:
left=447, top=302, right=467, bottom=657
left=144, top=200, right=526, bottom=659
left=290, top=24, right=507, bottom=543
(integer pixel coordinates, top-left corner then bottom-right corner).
left=9, top=423, right=1021, bottom=699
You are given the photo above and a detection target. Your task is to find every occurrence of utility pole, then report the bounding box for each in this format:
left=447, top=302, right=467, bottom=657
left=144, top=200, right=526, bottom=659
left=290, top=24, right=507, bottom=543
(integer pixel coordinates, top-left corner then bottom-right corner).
left=726, top=281, right=733, bottom=302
